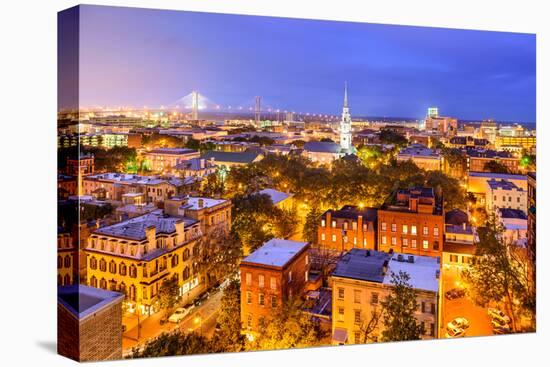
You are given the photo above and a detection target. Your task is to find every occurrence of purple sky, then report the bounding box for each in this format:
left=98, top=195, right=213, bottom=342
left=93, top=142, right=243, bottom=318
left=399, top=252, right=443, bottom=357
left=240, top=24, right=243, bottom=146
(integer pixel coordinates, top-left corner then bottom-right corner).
left=59, top=5, right=536, bottom=122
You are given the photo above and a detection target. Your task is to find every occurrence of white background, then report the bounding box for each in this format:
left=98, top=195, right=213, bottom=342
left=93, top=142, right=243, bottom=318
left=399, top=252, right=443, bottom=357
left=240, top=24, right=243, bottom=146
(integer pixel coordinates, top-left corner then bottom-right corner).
left=0, top=0, right=548, bottom=366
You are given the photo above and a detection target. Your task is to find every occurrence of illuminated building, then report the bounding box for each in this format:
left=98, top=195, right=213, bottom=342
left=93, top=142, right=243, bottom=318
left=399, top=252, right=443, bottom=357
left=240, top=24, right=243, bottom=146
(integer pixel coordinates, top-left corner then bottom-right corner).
left=201, top=151, right=264, bottom=170
left=302, top=141, right=343, bottom=164
left=173, top=157, right=217, bottom=178
left=258, top=188, right=295, bottom=210
left=466, top=149, right=519, bottom=173
left=84, top=212, right=204, bottom=316
left=377, top=187, right=444, bottom=258
left=340, top=82, right=353, bottom=153
left=495, top=135, right=536, bottom=152
left=318, top=206, right=378, bottom=252
left=58, top=228, right=76, bottom=286
left=396, top=144, right=442, bottom=171
left=425, top=114, right=457, bottom=136
left=240, top=239, right=310, bottom=337
left=331, top=249, right=440, bottom=345
left=442, top=223, right=476, bottom=277
left=142, top=148, right=200, bottom=173
left=485, top=179, right=527, bottom=214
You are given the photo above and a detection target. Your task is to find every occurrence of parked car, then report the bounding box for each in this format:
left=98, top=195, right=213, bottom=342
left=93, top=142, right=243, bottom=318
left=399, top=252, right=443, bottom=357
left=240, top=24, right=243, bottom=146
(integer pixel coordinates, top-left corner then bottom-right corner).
left=445, top=288, right=466, bottom=300
left=445, top=326, right=466, bottom=338
left=447, top=317, right=470, bottom=330
left=168, top=307, right=190, bottom=323
left=487, top=308, right=511, bottom=324
left=491, top=318, right=510, bottom=329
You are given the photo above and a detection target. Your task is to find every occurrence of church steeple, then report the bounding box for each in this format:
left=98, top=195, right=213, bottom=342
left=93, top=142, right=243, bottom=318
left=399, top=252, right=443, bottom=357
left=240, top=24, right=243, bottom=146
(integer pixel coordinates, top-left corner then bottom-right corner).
left=339, top=81, right=353, bottom=154
left=344, top=81, right=348, bottom=108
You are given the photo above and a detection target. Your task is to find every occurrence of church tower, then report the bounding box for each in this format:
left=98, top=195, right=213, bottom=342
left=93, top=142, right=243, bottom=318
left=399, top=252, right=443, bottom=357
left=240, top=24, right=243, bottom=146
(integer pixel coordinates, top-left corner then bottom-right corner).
left=340, top=82, right=353, bottom=153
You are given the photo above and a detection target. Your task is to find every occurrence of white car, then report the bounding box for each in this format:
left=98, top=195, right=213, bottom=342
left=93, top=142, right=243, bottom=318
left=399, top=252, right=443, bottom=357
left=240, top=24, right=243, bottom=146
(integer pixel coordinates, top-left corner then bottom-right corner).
left=447, top=317, right=470, bottom=330
left=487, top=308, right=511, bottom=324
left=168, top=307, right=190, bottom=323
left=445, top=326, right=466, bottom=338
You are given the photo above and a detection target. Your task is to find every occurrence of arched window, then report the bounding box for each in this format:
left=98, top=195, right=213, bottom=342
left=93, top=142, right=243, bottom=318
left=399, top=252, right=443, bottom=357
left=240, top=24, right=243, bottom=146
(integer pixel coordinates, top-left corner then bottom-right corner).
left=90, top=257, right=97, bottom=270
left=182, top=267, right=190, bottom=280
left=90, top=276, right=97, bottom=288
left=171, top=254, right=179, bottom=267
left=183, top=248, right=190, bottom=261
left=119, top=262, right=127, bottom=276
left=57, top=274, right=62, bottom=285
left=64, top=255, right=71, bottom=268
left=120, top=282, right=127, bottom=296
left=109, top=261, right=117, bottom=274
left=129, top=285, right=136, bottom=301
left=193, top=245, right=200, bottom=257
left=100, top=278, right=107, bottom=289
left=57, top=256, right=62, bottom=269
left=99, top=259, right=107, bottom=272
left=64, top=274, right=71, bottom=285
left=129, top=264, right=137, bottom=278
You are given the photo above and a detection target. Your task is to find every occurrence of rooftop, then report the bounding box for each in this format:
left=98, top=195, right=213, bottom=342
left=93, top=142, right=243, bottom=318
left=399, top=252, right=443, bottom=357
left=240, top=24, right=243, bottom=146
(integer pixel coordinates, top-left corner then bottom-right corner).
left=332, top=249, right=440, bottom=293
left=468, top=171, right=527, bottom=181
left=58, top=285, right=124, bottom=320
left=258, top=188, right=294, bottom=205
left=201, top=150, right=262, bottom=164
left=145, top=148, right=198, bottom=155
left=487, top=179, right=522, bottom=191
left=322, top=205, right=378, bottom=222
left=397, top=144, right=440, bottom=158
left=242, top=238, right=309, bottom=268
left=466, top=148, right=515, bottom=159
left=303, top=141, right=342, bottom=154
left=184, top=196, right=229, bottom=210
left=94, top=212, right=198, bottom=240
left=498, top=208, right=528, bottom=220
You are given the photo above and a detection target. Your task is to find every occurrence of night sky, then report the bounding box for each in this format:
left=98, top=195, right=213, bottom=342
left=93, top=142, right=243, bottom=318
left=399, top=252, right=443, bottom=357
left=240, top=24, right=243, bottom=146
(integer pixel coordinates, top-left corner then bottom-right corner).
left=61, top=5, right=536, bottom=122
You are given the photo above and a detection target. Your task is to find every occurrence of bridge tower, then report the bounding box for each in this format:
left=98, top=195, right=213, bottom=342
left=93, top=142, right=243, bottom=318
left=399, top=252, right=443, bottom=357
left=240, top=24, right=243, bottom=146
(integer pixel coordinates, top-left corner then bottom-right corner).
left=255, top=96, right=261, bottom=127
left=191, top=91, right=199, bottom=120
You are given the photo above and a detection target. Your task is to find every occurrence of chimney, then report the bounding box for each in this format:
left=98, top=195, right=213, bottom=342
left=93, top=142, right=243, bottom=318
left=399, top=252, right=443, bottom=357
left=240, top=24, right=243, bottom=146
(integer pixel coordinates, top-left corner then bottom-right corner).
left=382, top=260, right=389, bottom=275
left=409, top=197, right=418, bottom=212
left=198, top=198, right=204, bottom=208
left=174, top=220, right=185, bottom=239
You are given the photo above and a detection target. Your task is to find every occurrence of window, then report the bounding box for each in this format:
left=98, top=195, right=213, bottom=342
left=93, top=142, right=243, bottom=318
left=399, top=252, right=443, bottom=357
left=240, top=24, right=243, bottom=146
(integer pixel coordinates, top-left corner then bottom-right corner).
left=355, top=331, right=362, bottom=344
left=247, top=314, right=253, bottom=329
left=305, top=255, right=309, bottom=265
left=354, top=289, right=361, bottom=303
left=246, top=291, right=252, bottom=304
left=363, top=238, right=367, bottom=247
left=90, top=257, right=97, bottom=270
left=90, top=276, right=97, bottom=288
left=402, top=224, right=408, bottom=234
left=109, top=261, right=117, bottom=274
left=271, top=295, right=277, bottom=308
left=288, top=271, right=292, bottom=282
left=119, top=263, right=127, bottom=276
left=64, top=256, right=71, bottom=268
left=430, top=303, right=436, bottom=315
left=381, top=222, right=387, bottom=231
left=391, top=223, right=396, bottom=232
left=429, top=323, right=435, bottom=337
left=463, top=256, right=473, bottom=265
left=411, top=239, right=417, bottom=248
left=423, top=226, right=429, bottom=236
left=259, top=293, right=265, bottom=306
left=171, top=254, right=179, bottom=267
left=403, top=238, right=409, bottom=247
left=99, top=259, right=106, bottom=272
left=129, top=264, right=137, bottom=278
left=354, top=310, right=361, bottom=324
left=371, top=292, right=379, bottom=304
left=338, top=287, right=345, bottom=300
left=100, top=278, right=107, bottom=289
left=391, top=237, right=397, bottom=246
left=270, top=277, right=276, bottom=290
left=332, top=234, right=337, bottom=242
left=433, top=241, right=439, bottom=250
left=321, top=233, right=326, bottom=241
left=343, top=221, right=349, bottom=230
left=332, top=220, right=336, bottom=228
left=450, top=254, right=459, bottom=263
left=421, top=302, right=426, bottom=313
left=411, top=225, right=417, bottom=235
left=508, top=196, right=512, bottom=202
left=352, top=221, right=357, bottom=230
left=338, top=307, right=345, bottom=321
left=422, top=240, right=429, bottom=250
left=321, top=219, right=326, bottom=227
left=246, top=272, right=252, bottom=286
left=433, top=226, right=439, bottom=236
left=182, top=267, right=190, bottom=280
left=353, top=237, right=357, bottom=245
left=381, top=236, right=387, bottom=245
left=259, top=275, right=265, bottom=288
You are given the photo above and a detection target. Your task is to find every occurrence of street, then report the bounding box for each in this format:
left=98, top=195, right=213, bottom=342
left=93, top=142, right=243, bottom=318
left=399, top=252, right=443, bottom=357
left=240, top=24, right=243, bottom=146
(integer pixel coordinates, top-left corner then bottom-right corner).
left=122, top=288, right=224, bottom=356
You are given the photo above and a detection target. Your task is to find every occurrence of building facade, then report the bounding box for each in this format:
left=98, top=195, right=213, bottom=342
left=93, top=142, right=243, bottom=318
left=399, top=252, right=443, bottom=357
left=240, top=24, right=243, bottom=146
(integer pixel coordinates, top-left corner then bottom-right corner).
left=142, top=148, right=200, bottom=173
left=318, top=206, right=378, bottom=252
left=377, top=188, right=445, bottom=257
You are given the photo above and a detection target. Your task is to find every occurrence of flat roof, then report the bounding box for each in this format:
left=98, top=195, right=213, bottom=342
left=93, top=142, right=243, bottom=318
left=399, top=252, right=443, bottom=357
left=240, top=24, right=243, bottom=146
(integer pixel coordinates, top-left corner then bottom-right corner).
left=499, top=208, right=528, bottom=220
left=145, top=148, right=198, bottom=155
left=58, top=285, right=124, bottom=320
left=468, top=172, right=527, bottom=181
left=332, top=249, right=440, bottom=293
left=487, top=179, right=522, bottom=191
left=242, top=238, right=308, bottom=268
left=258, top=188, right=293, bottom=205
left=322, top=205, right=378, bottom=222
left=184, top=196, right=229, bottom=210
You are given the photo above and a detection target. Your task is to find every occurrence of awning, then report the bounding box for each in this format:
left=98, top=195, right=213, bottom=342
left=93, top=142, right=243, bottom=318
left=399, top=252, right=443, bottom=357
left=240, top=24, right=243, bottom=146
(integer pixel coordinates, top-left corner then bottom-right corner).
left=332, top=328, right=348, bottom=344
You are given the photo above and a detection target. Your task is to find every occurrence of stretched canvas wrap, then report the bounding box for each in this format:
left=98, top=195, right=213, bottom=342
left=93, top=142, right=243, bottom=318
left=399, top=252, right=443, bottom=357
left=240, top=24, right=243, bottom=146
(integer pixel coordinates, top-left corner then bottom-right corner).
left=57, top=4, right=536, bottom=362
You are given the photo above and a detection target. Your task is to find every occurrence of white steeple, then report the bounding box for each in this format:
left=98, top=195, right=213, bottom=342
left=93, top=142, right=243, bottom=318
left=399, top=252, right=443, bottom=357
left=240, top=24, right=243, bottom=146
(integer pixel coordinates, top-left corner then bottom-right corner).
left=340, top=82, right=353, bottom=153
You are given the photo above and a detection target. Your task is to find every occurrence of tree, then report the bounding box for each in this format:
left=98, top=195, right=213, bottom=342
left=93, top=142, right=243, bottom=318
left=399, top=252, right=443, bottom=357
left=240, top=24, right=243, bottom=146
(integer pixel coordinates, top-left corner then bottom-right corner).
left=378, top=129, right=408, bottom=147
left=484, top=160, right=510, bottom=174
left=303, top=206, right=323, bottom=245
left=158, top=276, right=179, bottom=317
left=358, top=308, right=382, bottom=344
left=425, top=170, right=467, bottom=210
left=196, top=226, right=242, bottom=286
left=381, top=271, right=424, bottom=342
left=272, top=207, right=299, bottom=239
left=129, top=331, right=213, bottom=358
left=199, top=171, right=225, bottom=197
left=462, top=217, right=535, bottom=331
left=246, top=299, right=326, bottom=351
left=213, top=279, right=245, bottom=352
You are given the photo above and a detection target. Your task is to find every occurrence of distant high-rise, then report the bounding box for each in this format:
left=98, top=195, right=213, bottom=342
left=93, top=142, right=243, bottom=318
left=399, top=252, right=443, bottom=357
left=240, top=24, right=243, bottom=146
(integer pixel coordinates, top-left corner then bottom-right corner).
left=340, top=82, right=353, bottom=153
left=427, top=107, right=439, bottom=118
left=191, top=91, right=199, bottom=120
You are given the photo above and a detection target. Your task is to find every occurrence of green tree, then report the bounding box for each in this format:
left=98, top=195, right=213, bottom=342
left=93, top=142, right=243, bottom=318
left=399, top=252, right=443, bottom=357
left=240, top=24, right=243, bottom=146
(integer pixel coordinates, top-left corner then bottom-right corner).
left=246, top=299, right=326, bottom=351
left=213, top=279, right=245, bottom=352
left=158, top=276, right=180, bottom=317
left=303, top=206, right=323, bottom=245
left=129, top=331, right=213, bottom=358
left=462, top=217, right=535, bottom=331
left=272, top=207, right=299, bottom=239
left=381, top=271, right=424, bottom=342
left=378, top=129, right=408, bottom=147
left=484, top=160, right=510, bottom=174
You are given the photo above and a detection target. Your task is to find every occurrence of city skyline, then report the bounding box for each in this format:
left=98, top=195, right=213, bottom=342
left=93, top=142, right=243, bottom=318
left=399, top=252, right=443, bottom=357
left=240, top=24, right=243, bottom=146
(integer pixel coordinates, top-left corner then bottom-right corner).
left=59, top=5, right=536, bottom=122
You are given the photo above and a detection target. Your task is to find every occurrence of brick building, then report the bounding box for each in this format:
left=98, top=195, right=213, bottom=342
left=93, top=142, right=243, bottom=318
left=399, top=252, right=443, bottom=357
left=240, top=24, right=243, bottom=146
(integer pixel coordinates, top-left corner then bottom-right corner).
left=240, top=239, right=310, bottom=337
left=377, top=187, right=444, bottom=257
left=318, top=205, right=378, bottom=252
left=57, top=285, right=124, bottom=362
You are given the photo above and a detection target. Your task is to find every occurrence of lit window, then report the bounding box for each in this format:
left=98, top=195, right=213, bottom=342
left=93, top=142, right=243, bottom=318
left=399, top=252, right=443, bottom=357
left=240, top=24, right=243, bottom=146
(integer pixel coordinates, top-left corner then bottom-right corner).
left=338, top=307, right=345, bottom=321
left=433, top=226, right=439, bottom=236
left=391, top=237, right=397, bottom=245
left=403, top=238, right=409, bottom=247
left=245, top=272, right=252, bottom=286
left=332, top=234, right=337, bottom=242
left=259, top=275, right=264, bottom=288
left=381, top=222, right=387, bottom=231
left=259, top=293, right=265, bottom=306
left=411, top=239, right=417, bottom=248
left=270, top=277, right=276, bottom=290
left=423, top=240, right=429, bottom=249
left=354, top=290, right=361, bottom=303
left=391, top=223, right=396, bottom=232
left=332, top=220, right=336, bottom=228
left=321, top=219, right=326, bottom=227
left=338, top=287, right=345, bottom=299
left=381, top=236, right=387, bottom=245
left=246, top=291, right=252, bottom=304
left=423, top=226, right=429, bottom=236
left=411, top=226, right=417, bottom=235
left=321, top=233, right=326, bottom=241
